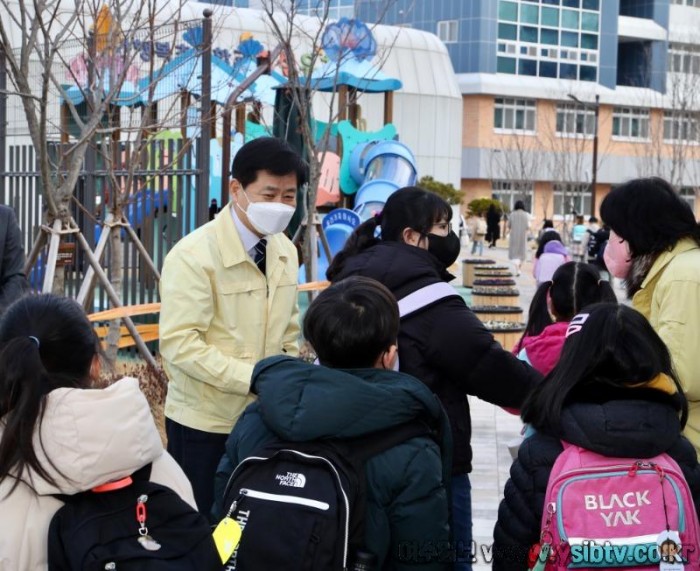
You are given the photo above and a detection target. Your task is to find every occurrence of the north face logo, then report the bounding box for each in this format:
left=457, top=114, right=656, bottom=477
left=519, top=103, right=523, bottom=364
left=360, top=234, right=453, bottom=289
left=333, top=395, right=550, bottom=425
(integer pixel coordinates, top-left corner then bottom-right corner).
left=275, top=472, right=307, bottom=488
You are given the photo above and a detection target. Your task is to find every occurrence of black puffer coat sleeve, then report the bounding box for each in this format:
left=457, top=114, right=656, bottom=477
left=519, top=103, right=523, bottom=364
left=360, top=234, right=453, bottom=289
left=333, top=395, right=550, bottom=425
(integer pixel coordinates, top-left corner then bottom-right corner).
left=421, top=299, right=542, bottom=408
left=668, top=436, right=700, bottom=517
left=492, top=433, right=564, bottom=571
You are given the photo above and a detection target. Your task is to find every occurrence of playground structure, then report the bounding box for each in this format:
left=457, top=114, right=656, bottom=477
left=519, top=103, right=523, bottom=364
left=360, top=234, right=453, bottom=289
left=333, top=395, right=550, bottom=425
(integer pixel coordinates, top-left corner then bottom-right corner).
left=60, top=12, right=421, bottom=280
left=2, top=2, right=462, bottom=320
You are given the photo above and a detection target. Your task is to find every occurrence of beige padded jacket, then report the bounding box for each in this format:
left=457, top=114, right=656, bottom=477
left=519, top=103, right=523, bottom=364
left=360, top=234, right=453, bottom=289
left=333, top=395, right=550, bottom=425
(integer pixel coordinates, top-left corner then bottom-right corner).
left=0, top=377, right=195, bottom=571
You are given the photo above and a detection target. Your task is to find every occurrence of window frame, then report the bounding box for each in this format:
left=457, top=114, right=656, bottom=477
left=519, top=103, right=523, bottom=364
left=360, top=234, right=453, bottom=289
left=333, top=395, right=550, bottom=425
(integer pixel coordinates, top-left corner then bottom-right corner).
left=494, top=97, right=538, bottom=133
left=663, top=111, right=700, bottom=143
left=555, top=103, right=596, bottom=137
left=437, top=19, right=459, bottom=44
left=611, top=107, right=650, bottom=141
left=491, top=180, right=534, bottom=212
left=552, top=183, right=592, bottom=218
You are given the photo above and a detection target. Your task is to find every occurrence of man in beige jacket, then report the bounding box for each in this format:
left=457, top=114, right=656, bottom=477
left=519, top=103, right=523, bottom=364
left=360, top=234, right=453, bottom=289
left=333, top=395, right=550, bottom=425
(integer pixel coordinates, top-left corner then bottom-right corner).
left=159, top=137, right=307, bottom=515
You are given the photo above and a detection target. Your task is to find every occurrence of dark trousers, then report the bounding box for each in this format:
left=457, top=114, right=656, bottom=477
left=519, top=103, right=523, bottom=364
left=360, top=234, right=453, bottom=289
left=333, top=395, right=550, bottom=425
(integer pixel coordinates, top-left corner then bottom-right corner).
left=166, top=418, right=228, bottom=521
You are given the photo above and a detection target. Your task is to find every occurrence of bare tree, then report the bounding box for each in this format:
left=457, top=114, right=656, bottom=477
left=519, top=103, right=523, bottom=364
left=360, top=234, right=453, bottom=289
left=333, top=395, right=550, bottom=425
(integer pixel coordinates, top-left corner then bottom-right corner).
left=634, top=43, right=700, bottom=192
left=258, top=0, right=397, bottom=282
left=541, top=99, right=610, bottom=243
left=488, top=131, right=544, bottom=215
left=0, top=0, right=191, bottom=365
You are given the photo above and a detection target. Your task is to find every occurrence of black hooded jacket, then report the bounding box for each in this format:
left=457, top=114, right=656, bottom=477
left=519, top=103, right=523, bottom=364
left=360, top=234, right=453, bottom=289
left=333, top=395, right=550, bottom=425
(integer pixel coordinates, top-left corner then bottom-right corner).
left=493, top=395, right=700, bottom=570
left=330, top=241, right=542, bottom=474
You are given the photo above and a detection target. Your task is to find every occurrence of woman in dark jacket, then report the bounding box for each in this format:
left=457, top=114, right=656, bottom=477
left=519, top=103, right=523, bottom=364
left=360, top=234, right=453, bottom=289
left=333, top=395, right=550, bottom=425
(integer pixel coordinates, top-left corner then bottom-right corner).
left=327, top=187, right=542, bottom=570
left=493, top=303, right=700, bottom=570
left=485, top=203, right=501, bottom=248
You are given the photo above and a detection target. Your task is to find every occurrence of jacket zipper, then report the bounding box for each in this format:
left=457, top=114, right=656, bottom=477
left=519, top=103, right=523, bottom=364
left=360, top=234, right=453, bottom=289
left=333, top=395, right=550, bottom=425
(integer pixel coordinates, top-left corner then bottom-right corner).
left=238, top=488, right=330, bottom=510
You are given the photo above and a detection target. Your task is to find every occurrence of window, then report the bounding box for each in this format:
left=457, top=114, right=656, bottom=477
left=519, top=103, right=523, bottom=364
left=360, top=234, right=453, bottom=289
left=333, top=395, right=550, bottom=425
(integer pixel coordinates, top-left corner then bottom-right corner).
left=496, top=0, right=599, bottom=81
left=494, top=98, right=537, bottom=132
left=668, top=43, right=700, bottom=74
left=612, top=107, right=650, bottom=139
left=679, top=187, right=697, bottom=213
left=437, top=20, right=458, bottom=43
left=556, top=103, right=595, bottom=135
left=672, top=0, right=700, bottom=7
left=663, top=111, right=700, bottom=142
left=492, top=181, right=533, bottom=212
left=553, top=184, right=591, bottom=217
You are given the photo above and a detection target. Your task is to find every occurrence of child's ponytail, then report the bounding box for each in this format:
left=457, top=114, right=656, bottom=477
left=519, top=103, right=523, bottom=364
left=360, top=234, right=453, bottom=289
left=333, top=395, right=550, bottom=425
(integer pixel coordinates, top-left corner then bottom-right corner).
left=516, top=280, right=554, bottom=352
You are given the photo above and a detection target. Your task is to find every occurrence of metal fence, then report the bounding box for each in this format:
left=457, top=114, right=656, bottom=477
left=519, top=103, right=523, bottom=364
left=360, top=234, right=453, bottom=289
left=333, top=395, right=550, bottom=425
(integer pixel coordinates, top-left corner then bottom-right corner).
left=0, top=15, right=219, bottom=314
left=0, top=137, right=205, bottom=314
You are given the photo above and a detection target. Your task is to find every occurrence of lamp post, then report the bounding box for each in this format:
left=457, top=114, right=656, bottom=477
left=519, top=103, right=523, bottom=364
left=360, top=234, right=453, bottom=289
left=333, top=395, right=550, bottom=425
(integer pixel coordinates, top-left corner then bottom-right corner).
left=567, top=93, right=600, bottom=217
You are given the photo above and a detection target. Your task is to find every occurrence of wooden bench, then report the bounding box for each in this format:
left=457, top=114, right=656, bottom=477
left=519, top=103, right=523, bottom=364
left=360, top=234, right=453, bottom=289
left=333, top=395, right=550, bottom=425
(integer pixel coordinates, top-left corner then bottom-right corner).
left=88, top=281, right=330, bottom=349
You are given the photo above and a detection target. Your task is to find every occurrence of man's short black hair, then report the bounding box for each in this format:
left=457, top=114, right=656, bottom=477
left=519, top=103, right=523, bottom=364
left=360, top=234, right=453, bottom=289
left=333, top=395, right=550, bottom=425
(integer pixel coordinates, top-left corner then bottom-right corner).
left=303, top=276, right=399, bottom=369
left=231, top=137, right=308, bottom=188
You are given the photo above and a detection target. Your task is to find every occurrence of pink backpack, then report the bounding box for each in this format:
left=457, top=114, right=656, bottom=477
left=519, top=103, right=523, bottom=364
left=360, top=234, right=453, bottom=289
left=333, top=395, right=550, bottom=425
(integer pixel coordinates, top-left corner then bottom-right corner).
left=530, top=442, right=700, bottom=570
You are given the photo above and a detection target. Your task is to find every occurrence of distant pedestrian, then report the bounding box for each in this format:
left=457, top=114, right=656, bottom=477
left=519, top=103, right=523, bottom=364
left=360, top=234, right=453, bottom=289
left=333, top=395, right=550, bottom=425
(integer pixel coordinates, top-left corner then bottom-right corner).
left=470, top=213, right=487, bottom=256
left=507, top=201, right=531, bottom=276
left=570, top=215, right=587, bottom=261
left=0, top=205, right=29, bottom=314
left=532, top=239, right=569, bottom=286
left=536, top=219, right=556, bottom=242
left=486, top=204, right=501, bottom=248
left=494, top=303, right=700, bottom=570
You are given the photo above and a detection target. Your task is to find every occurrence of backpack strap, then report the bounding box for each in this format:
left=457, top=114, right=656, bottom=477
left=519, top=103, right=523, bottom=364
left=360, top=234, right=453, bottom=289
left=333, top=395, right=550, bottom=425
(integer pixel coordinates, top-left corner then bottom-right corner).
left=398, top=282, right=459, bottom=319
left=333, top=419, right=439, bottom=561
left=342, top=419, right=436, bottom=464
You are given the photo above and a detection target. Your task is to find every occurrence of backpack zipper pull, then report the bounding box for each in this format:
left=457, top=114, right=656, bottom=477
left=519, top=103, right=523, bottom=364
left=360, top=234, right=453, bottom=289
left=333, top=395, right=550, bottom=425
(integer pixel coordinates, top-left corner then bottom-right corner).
left=136, top=494, right=162, bottom=551
left=226, top=493, right=245, bottom=518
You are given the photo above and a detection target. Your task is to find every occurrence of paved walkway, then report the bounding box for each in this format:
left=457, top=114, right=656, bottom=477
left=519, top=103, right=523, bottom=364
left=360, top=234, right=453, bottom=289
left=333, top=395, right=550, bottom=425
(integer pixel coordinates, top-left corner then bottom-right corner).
left=455, top=244, right=533, bottom=568
left=456, top=242, right=626, bottom=568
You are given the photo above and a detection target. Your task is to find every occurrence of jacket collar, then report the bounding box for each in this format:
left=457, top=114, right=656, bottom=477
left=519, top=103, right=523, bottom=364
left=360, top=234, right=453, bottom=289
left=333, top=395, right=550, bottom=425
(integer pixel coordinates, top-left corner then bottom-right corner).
left=215, top=202, right=290, bottom=272
left=640, top=237, right=699, bottom=290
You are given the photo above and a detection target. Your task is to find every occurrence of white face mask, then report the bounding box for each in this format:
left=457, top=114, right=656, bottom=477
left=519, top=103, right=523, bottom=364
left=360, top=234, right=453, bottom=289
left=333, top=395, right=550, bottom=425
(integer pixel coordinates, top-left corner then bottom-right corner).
left=237, top=190, right=296, bottom=236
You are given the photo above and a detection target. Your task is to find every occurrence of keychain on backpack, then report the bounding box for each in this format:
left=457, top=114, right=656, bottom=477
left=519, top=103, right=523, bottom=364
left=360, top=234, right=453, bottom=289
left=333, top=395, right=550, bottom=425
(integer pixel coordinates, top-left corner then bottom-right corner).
left=136, top=495, right=162, bottom=551
left=644, top=462, right=686, bottom=571
left=529, top=503, right=556, bottom=571
left=212, top=495, right=243, bottom=563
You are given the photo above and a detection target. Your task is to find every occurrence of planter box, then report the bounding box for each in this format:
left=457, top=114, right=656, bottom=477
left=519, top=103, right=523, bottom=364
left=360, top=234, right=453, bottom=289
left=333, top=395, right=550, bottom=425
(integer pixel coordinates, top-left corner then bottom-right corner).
left=472, top=293, right=521, bottom=306
left=475, top=270, right=513, bottom=278
left=472, top=305, right=523, bottom=323
left=462, top=258, right=496, bottom=287
left=473, top=278, right=517, bottom=287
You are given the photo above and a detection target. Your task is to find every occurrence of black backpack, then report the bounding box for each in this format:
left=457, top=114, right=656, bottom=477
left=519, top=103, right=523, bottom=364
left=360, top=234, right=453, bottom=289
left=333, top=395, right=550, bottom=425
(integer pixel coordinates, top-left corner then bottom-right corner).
left=47, top=464, right=221, bottom=570
left=218, top=420, right=434, bottom=570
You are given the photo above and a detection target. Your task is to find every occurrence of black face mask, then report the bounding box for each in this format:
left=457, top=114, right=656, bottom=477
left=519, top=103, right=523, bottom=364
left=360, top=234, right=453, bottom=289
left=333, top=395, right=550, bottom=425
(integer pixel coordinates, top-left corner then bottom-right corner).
left=426, top=230, right=461, bottom=267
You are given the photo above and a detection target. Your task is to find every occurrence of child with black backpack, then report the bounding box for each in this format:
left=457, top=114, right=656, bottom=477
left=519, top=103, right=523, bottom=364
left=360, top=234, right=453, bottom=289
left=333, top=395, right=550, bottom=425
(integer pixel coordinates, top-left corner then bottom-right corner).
left=0, top=294, right=220, bottom=570
left=494, top=303, right=700, bottom=570
left=213, top=276, right=451, bottom=570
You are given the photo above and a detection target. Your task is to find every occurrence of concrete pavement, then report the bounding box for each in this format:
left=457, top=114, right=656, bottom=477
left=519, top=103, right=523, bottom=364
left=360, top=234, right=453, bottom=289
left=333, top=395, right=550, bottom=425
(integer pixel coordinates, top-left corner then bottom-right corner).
left=455, top=244, right=534, bottom=569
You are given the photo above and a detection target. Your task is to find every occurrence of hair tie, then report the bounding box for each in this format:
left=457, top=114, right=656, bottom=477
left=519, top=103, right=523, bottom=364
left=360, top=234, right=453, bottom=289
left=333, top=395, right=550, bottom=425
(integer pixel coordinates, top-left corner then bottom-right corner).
left=28, top=336, right=40, bottom=348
